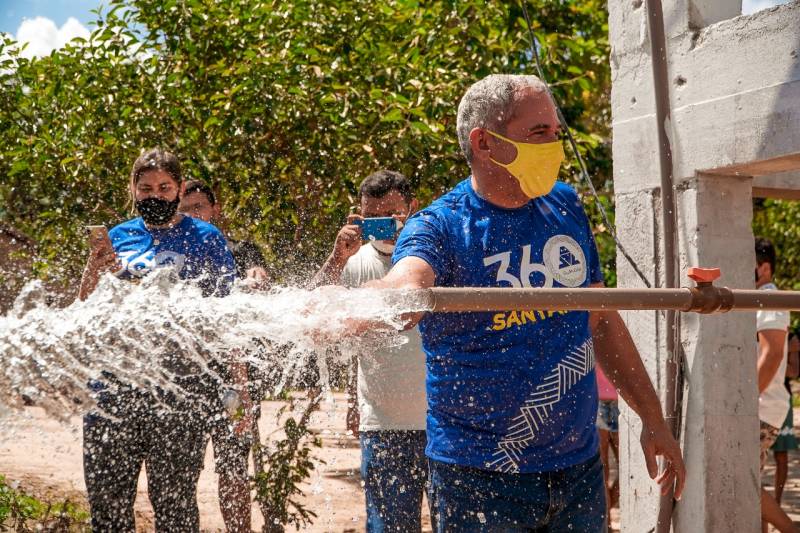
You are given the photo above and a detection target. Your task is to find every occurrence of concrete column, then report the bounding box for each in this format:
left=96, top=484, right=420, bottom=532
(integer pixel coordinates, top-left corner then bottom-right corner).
left=672, top=175, right=760, bottom=532
left=615, top=188, right=664, bottom=532
left=614, top=177, right=760, bottom=532
left=661, top=0, right=741, bottom=37
left=607, top=0, right=797, bottom=529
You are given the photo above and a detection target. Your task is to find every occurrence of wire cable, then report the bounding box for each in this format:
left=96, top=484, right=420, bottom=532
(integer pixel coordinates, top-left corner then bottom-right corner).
left=520, top=2, right=652, bottom=288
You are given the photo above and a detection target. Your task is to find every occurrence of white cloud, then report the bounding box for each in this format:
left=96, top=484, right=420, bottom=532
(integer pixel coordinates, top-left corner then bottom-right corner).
left=742, top=0, right=790, bottom=15
left=14, top=16, right=89, bottom=59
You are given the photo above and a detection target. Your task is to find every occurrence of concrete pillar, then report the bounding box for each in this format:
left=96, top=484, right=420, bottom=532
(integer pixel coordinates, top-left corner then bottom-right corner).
left=609, top=0, right=800, bottom=530
left=661, top=0, right=741, bottom=37
left=672, top=175, right=760, bottom=532
left=615, top=189, right=664, bottom=531
left=615, top=176, right=759, bottom=532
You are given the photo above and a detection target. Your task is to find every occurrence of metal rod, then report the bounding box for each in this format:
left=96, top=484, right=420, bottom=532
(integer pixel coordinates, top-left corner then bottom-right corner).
left=427, top=287, right=693, bottom=312
left=643, top=0, right=682, bottom=525
left=732, top=290, right=800, bottom=310
left=420, top=287, right=800, bottom=313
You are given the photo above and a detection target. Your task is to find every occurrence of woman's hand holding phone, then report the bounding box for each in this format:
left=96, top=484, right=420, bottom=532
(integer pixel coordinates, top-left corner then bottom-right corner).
left=78, top=226, right=121, bottom=300
left=86, top=226, right=120, bottom=275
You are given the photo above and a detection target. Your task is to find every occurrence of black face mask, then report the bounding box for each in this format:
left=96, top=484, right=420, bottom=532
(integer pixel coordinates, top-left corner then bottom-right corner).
left=136, top=197, right=180, bottom=226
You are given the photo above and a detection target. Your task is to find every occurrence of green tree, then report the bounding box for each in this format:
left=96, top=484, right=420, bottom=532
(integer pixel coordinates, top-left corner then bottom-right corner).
left=0, top=0, right=614, bottom=294
left=752, top=198, right=800, bottom=329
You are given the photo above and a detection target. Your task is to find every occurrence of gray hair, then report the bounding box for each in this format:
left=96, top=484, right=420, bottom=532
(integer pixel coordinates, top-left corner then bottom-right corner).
left=456, top=74, right=549, bottom=164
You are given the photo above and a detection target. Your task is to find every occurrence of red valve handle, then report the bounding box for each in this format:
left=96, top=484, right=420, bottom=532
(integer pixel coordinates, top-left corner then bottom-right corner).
left=687, top=267, right=721, bottom=283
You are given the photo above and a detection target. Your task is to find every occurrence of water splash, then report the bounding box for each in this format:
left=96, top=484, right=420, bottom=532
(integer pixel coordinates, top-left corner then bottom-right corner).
left=0, top=268, right=428, bottom=420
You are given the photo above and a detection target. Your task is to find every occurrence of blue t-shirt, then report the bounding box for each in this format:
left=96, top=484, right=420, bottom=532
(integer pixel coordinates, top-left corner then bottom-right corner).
left=110, top=216, right=235, bottom=296
left=393, top=179, right=603, bottom=474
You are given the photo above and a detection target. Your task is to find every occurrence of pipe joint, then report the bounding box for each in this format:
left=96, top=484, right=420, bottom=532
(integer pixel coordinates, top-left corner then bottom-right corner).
left=687, top=285, right=735, bottom=314
left=686, top=267, right=734, bottom=313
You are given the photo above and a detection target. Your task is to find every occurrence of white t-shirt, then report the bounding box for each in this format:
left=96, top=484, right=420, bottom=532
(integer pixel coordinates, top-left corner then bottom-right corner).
left=341, top=243, right=427, bottom=431
left=757, top=283, right=791, bottom=429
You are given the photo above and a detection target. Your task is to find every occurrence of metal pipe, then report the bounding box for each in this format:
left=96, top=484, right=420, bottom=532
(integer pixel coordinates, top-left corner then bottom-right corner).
left=643, top=0, right=682, bottom=527
left=419, top=286, right=800, bottom=313
left=426, top=287, right=693, bottom=313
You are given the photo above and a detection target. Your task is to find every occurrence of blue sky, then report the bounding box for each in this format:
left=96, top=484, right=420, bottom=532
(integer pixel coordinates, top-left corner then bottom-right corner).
left=1, top=0, right=103, bottom=34
left=1, top=0, right=790, bottom=57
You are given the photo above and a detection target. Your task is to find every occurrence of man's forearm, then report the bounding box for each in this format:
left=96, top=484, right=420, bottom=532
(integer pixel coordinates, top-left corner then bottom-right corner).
left=757, top=330, right=788, bottom=393
left=592, top=310, right=665, bottom=429
left=228, top=358, right=253, bottom=412
left=310, top=253, right=346, bottom=288
left=757, top=347, right=783, bottom=393
left=347, top=355, right=358, bottom=397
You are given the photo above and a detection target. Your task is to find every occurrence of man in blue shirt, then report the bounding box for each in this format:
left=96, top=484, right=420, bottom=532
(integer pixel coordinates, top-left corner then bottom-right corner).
left=365, top=75, right=685, bottom=531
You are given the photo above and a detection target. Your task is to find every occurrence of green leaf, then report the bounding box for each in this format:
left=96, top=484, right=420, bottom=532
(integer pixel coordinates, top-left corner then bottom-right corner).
left=380, top=108, right=405, bottom=122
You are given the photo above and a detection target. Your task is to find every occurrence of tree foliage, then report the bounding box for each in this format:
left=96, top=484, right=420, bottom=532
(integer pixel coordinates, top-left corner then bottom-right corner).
left=753, top=199, right=800, bottom=329
left=0, top=0, right=613, bottom=294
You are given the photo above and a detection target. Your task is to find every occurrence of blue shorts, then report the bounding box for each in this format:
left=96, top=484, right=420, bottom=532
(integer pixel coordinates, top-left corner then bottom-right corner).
left=428, top=454, right=606, bottom=532
left=360, top=430, right=430, bottom=532
left=596, top=400, right=619, bottom=433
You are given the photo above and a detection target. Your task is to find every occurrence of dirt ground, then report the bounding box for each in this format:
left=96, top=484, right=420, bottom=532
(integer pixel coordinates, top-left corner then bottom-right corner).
left=1, top=397, right=798, bottom=532
left=0, top=394, right=430, bottom=532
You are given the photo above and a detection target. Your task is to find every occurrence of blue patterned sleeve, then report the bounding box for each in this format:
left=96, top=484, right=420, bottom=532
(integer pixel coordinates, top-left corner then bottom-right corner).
left=392, top=210, right=452, bottom=284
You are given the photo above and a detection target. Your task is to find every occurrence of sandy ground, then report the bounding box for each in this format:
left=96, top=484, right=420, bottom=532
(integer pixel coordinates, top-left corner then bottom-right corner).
left=1, top=397, right=798, bottom=532
left=0, top=394, right=431, bottom=532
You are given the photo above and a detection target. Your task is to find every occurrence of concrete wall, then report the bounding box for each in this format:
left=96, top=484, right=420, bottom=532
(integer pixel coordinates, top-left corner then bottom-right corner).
left=609, top=0, right=800, bottom=531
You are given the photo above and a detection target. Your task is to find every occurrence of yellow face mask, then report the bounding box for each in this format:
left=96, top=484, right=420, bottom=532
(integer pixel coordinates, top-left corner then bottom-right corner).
left=486, top=130, right=565, bottom=199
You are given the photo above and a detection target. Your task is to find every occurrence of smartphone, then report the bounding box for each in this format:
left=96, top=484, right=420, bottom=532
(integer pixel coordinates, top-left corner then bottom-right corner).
left=355, top=217, right=401, bottom=240
left=85, top=225, right=111, bottom=247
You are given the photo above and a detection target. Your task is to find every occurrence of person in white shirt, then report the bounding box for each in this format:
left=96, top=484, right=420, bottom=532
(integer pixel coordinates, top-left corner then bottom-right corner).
left=754, top=237, right=798, bottom=533
left=312, top=170, right=429, bottom=532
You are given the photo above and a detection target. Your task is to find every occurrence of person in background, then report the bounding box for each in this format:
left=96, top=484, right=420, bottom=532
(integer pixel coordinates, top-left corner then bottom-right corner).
left=311, top=170, right=431, bottom=532
left=180, top=180, right=270, bottom=284
left=754, top=237, right=798, bottom=533
left=78, top=148, right=235, bottom=532
left=596, top=365, right=620, bottom=529
left=772, top=330, right=799, bottom=505
left=180, top=180, right=271, bottom=533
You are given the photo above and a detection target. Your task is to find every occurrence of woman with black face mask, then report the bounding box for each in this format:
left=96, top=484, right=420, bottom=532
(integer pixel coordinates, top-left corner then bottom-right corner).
left=78, top=148, right=235, bottom=532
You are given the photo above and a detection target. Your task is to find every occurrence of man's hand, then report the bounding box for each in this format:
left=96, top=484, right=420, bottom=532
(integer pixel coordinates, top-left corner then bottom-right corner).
left=242, top=266, right=270, bottom=291
left=641, top=422, right=686, bottom=500
left=245, top=266, right=269, bottom=282
left=346, top=403, right=360, bottom=438
left=309, top=214, right=363, bottom=287
left=232, top=389, right=255, bottom=437
left=332, top=214, right=363, bottom=265
left=591, top=304, right=687, bottom=501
